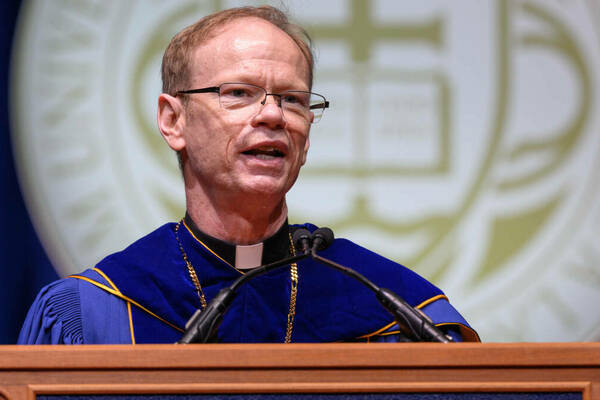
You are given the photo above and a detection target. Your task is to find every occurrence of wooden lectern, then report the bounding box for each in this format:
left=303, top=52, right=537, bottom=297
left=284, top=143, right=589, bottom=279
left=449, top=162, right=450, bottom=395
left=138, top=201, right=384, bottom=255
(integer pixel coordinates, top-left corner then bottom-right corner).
left=0, top=343, right=599, bottom=399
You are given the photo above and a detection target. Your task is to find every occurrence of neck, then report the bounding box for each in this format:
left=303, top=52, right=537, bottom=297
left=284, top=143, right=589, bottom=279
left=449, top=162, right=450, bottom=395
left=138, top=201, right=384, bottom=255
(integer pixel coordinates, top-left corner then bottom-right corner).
left=185, top=187, right=288, bottom=245
left=182, top=213, right=291, bottom=268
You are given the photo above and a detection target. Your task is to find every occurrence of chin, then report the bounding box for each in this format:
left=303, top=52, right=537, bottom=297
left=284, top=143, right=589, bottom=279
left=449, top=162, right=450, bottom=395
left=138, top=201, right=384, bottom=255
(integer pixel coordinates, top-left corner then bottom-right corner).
left=240, top=177, right=290, bottom=197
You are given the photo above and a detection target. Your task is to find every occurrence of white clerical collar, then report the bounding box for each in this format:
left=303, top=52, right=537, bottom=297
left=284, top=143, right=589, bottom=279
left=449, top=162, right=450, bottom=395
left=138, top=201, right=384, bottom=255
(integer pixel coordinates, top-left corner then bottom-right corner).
left=183, top=212, right=291, bottom=270
left=235, top=242, right=264, bottom=269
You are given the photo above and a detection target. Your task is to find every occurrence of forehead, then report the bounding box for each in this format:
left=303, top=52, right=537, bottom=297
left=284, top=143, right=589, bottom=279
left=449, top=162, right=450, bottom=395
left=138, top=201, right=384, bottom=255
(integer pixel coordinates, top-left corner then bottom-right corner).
left=190, top=17, right=310, bottom=87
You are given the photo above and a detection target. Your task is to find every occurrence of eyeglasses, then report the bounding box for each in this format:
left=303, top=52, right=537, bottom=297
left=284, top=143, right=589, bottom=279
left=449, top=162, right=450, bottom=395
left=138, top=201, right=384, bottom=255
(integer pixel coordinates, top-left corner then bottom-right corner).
left=176, top=82, right=329, bottom=124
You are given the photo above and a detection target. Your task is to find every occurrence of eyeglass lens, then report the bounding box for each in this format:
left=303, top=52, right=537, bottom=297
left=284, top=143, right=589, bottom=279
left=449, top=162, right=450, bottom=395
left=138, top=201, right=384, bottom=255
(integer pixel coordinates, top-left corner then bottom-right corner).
left=218, top=83, right=326, bottom=123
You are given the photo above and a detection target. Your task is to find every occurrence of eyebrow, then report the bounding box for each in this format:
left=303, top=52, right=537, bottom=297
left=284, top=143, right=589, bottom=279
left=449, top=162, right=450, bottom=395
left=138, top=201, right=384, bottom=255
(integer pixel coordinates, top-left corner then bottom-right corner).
left=219, top=74, right=309, bottom=92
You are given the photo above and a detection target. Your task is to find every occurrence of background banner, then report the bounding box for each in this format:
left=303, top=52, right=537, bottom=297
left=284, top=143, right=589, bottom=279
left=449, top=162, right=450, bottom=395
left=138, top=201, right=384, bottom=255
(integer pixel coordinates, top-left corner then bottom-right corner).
left=3, top=0, right=600, bottom=343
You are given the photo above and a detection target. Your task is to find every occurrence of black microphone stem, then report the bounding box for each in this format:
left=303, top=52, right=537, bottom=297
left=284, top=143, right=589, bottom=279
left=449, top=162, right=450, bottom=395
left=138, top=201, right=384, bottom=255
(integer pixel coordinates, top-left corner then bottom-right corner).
left=311, top=253, right=379, bottom=292
left=229, top=252, right=310, bottom=291
left=178, top=252, right=310, bottom=344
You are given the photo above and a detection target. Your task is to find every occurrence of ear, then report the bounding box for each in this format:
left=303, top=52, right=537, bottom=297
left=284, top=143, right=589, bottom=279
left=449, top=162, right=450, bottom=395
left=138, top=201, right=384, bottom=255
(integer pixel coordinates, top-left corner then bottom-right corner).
left=300, top=130, right=310, bottom=166
left=299, top=113, right=313, bottom=166
left=157, top=93, right=186, bottom=151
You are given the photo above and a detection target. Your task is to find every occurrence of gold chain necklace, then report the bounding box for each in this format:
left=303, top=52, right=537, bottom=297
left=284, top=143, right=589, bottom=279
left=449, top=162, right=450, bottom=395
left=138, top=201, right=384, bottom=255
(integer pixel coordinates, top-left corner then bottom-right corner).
left=285, top=232, right=299, bottom=343
left=174, top=221, right=298, bottom=343
left=175, top=221, right=208, bottom=309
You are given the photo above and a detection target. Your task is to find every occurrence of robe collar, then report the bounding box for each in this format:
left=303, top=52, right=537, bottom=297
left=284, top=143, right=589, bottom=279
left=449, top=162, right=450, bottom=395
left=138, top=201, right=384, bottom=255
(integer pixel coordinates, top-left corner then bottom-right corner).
left=183, top=212, right=292, bottom=269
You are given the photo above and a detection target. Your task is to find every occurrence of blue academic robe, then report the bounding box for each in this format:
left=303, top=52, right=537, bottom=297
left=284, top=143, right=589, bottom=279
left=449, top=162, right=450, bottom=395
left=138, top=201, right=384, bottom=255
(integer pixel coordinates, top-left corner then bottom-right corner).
left=18, top=222, right=478, bottom=344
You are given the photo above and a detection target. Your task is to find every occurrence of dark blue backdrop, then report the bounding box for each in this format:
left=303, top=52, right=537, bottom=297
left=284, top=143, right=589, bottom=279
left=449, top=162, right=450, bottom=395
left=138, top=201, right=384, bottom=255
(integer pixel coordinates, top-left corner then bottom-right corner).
left=1, top=0, right=59, bottom=344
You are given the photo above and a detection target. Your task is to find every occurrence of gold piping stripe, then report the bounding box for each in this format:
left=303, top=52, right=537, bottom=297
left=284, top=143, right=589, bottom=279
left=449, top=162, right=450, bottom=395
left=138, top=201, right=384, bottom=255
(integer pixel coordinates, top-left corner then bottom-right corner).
left=378, top=330, right=401, bottom=337
left=92, top=267, right=136, bottom=344
left=360, top=323, right=479, bottom=341
left=416, top=294, right=449, bottom=309
left=68, top=275, right=184, bottom=333
left=92, top=267, right=120, bottom=292
left=360, top=322, right=480, bottom=341
left=357, top=321, right=397, bottom=339
left=356, top=294, right=453, bottom=340
left=436, top=322, right=481, bottom=342
left=181, top=219, right=244, bottom=275
left=126, top=302, right=136, bottom=344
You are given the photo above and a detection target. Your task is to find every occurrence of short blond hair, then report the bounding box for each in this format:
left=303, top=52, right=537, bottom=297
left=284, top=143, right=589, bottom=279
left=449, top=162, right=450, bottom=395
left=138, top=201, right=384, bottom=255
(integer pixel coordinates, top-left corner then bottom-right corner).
left=161, top=6, right=314, bottom=95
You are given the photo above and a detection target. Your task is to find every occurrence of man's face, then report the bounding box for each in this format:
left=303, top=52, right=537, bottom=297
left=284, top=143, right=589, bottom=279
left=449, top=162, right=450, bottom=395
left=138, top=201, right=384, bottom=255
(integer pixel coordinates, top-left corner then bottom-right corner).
left=178, top=17, right=311, bottom=199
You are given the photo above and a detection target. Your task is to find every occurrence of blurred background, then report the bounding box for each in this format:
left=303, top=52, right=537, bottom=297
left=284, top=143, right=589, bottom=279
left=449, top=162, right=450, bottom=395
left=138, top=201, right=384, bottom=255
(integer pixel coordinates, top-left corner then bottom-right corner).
left=2, top=0, right=599, bottom=344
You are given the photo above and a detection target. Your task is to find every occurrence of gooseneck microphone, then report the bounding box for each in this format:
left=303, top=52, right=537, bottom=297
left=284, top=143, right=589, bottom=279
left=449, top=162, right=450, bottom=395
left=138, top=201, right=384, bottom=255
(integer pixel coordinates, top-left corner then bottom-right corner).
left=310, top=227, right=334, bottom=254
left=307, top=228, right=452, bottom=343
left=178, top=229, right=313, bottom=344
left=177, top=286, right=235, bottom=344
left=294, top=228, right=312, bottom=254
left=178, top=227, right=452, bottom=343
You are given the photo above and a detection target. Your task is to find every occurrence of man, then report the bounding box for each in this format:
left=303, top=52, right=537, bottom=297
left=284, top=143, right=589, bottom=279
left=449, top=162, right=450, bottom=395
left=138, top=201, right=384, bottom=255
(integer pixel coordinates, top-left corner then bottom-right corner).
left=18, top=6, right=478, bottom=344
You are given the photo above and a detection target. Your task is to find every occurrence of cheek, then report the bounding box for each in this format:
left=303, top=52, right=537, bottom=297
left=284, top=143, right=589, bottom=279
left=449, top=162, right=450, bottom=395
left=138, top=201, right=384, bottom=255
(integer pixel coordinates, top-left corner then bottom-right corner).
left=215, top=116, right=245, bottom=167
left=301, top=134, right=310, bottom=165
left=224, top=137, right=235, bottom=165
left=187, top=108, right=237, bottom=151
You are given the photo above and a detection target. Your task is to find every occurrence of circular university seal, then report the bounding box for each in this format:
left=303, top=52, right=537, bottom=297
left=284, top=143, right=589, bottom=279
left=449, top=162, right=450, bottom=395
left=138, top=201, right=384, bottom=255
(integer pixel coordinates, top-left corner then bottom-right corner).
left=11, top=0, right=600, bottom=341
left=11, top=1, right=216, bottom=275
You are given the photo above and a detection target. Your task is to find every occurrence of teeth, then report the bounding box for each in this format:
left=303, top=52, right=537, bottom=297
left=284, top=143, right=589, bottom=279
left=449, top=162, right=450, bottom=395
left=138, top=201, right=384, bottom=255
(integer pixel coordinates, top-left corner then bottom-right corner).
left=257, top=146, right=276, bottom=152
left=255, top=153, right=276, bottom=160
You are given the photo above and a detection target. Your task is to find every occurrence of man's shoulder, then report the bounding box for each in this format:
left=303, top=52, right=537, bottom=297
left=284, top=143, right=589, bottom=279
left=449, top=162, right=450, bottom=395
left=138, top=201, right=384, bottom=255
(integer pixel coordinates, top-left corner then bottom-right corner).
left=291, top=222, right=318, bottom=231
left=291, top=224, right=479, bottom=341
left=293, top=222, right=422, bottom=273
left=18, top=268, right=132, bottom=344
left=294, top=222, right=444, bottom=302
left=95, top=222, right=177, bottom=269
left=332, top=237, right=442, bottom=295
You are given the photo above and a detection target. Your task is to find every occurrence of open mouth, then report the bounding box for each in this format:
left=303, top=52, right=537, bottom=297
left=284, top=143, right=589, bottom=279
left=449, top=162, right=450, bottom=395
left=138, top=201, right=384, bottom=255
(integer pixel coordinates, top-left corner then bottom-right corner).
left=242, top=146, right=285, bottom=160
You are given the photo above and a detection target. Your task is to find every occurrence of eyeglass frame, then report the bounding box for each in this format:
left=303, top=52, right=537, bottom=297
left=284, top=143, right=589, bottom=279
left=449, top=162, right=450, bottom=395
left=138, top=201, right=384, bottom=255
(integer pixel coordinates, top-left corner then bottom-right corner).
left=175, top=82, right=329, bottom=123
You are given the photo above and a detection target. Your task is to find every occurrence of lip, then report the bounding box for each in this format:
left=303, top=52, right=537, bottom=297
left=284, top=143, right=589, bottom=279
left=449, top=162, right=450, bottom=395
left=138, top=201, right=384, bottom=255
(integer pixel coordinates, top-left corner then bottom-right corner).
left=239, top=139, right=288, bottom=171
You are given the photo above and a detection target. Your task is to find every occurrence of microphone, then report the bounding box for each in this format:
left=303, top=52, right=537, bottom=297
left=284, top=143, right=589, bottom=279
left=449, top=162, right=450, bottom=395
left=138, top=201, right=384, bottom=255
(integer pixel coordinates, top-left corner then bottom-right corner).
left=178, top=226, right=451, bottom=343
left=177, top=287, right=235, bottom=344
left=293, top=228, right=312, bottom=254
left=375, top=288, right=451, bottom=343
left=308, top=227, right=452, bottom=343
left=178, top=231, right=312, bottom=344
left=310, top=227, right=334, bottom=255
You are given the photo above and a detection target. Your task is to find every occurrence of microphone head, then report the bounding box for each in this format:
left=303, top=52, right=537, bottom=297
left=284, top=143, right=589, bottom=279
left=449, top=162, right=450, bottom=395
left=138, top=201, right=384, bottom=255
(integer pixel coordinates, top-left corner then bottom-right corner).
left=292, top=228, right=312, bottom=250
left=312, top=227, right=334, bottom=251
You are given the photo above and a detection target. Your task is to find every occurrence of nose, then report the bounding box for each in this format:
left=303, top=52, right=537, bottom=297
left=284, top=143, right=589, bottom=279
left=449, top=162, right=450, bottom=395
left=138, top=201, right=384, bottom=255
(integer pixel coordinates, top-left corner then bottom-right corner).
left=260, top=93, right=282, bottom=107
left=252, top=94, right=286, bottom=129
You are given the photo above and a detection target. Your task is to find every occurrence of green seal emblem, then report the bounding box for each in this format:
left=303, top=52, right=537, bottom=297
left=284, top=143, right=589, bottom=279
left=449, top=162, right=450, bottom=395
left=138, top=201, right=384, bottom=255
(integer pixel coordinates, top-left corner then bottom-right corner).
left=11, top=0, right=600, bottom=341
